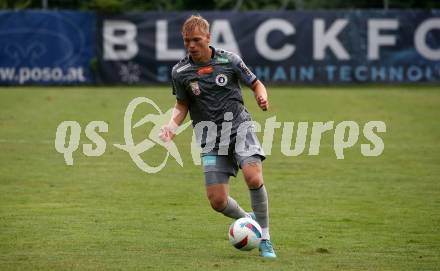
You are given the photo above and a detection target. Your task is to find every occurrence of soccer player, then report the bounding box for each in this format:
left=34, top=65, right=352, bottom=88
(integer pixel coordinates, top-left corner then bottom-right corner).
left=159, top=14, right=276, bottom=258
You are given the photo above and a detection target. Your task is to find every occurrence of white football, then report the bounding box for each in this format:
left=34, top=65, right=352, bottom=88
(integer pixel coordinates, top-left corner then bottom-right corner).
left=228, top=217, right=262, bottom=251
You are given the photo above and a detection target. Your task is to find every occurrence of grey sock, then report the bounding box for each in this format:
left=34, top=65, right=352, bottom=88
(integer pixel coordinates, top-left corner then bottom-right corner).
left=250, top=184, right=269, bottom=228
left=220, top=197, right=247, bottom=219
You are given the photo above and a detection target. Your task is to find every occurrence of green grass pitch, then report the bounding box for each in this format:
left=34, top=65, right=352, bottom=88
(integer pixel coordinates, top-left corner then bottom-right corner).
left=0, top=86, right=439, bottom=270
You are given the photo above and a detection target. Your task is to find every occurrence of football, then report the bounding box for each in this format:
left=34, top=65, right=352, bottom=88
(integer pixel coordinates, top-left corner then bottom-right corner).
left=228, top=217, right=262, bottom=251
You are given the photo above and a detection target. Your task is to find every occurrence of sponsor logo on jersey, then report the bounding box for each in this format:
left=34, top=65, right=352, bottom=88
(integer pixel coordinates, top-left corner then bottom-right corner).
left=238, top=62, right=254, bottom=79
left=190, top=81, right=201, bottom=95
left=215, top=57, right=230, bottom=64
left=215, top=74, right=228, bottom=86
left=177, top=63, right=191, bottom=73
left=197, top=65, right=213, bottom=75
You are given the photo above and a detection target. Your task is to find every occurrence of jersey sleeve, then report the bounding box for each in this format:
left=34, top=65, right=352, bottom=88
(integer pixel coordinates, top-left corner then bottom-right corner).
left=229, top=52, right=258, bottom=87
left=171, top=68, right=189, bottom=102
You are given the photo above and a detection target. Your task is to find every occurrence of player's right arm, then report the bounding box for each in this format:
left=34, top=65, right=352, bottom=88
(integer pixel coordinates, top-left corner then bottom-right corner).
left=159, top=64, right=190, bottom=142
left=171, top=100, right=189, bottom=126
left=160, top=100, right=188, bottom=142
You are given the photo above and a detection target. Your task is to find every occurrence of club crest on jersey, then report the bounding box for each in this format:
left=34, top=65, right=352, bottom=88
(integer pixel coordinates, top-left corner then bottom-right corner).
left=215, top=74, right=228, bottom=86
left=190, top=81, right=201, bottom=95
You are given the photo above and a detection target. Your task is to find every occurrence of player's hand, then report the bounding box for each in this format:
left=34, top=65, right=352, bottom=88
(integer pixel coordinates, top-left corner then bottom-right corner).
left=257, top=95, right=269, bottom=111
left=159, top=125, right=175, bottom=142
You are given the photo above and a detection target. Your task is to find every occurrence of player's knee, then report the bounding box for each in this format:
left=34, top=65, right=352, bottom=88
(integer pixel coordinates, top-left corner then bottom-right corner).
left=207, top=193, right=227, bottom=212
left=245, top=174, right=263, bottom=190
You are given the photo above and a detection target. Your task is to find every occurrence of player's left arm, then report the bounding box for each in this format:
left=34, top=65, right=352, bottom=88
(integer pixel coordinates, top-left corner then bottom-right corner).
left=229, top=52, right=269, bottom=111
left=251, top=80, right=269, bottom=111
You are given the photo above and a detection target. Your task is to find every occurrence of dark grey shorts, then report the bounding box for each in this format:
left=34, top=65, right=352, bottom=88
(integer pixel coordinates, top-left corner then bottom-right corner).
left=203, top=155, right=263, bottom=186
left=202, top=127, right=265, bottom=186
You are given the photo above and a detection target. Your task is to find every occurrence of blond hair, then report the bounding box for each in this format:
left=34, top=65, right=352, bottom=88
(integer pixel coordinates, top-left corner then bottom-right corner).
left=182, top=15, right=210, bottom=35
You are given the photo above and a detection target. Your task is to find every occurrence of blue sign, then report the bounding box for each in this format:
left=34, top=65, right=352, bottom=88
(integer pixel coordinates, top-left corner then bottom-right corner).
left=0, top=10, right=96, bottom=85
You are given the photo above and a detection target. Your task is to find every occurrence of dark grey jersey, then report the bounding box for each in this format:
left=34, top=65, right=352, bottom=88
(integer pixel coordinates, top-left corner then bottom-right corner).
left=172, top=47, right=258, bottom=152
